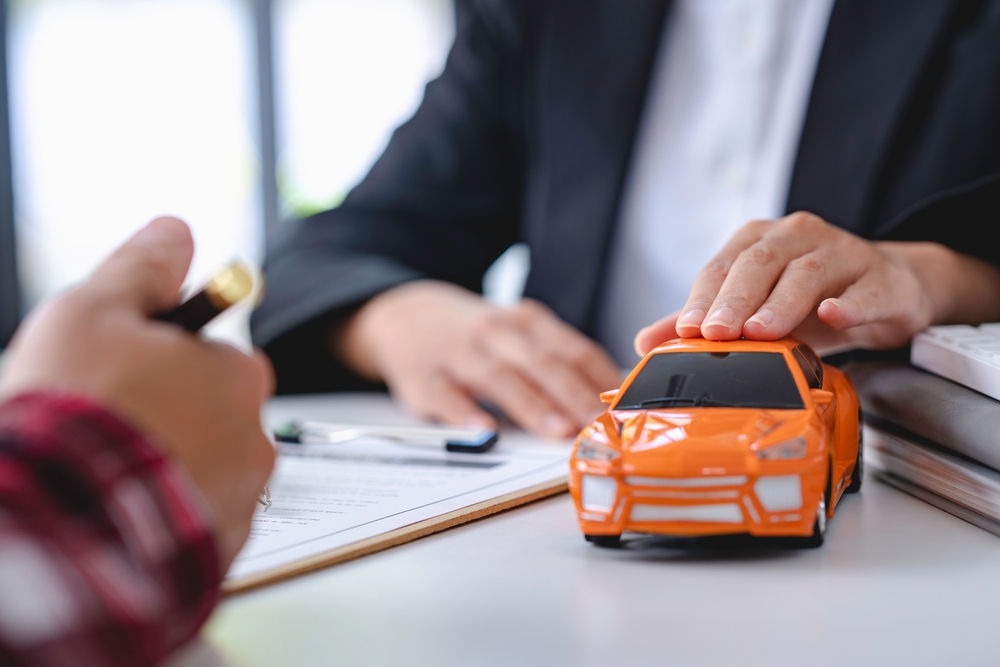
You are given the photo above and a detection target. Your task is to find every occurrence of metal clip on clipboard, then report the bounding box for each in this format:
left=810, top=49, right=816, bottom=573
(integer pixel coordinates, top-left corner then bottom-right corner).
left=273, top=421, right=499, bottom=454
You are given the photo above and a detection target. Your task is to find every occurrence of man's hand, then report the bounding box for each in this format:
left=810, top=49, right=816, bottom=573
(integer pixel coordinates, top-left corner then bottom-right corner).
left=634, top=212, right=1000, bottom=356
left=335, top=280, right=621, bottom=437
left=0, top=217, right=275, bottom=568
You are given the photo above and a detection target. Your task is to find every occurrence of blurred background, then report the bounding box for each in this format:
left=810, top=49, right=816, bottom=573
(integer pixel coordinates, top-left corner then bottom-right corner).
left=0, top=0, right=461, bottom=347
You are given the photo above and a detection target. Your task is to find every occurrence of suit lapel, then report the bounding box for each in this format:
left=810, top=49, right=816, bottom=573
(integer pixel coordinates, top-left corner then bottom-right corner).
left=522, top=0, right=670, bottom=332
left=786, top=0, right=964, bottom=234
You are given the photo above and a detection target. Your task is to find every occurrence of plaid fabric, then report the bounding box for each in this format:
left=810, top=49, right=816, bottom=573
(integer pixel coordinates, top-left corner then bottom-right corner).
left=0, top=392, right=221, bottom=667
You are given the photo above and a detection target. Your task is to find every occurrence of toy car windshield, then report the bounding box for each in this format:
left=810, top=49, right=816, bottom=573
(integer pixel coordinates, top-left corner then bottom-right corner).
left=615, top=351, right=805, bottom=410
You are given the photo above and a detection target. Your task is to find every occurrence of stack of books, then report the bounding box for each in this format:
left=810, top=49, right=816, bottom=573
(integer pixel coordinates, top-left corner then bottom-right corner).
left=847, top=329, right=1000, bottom=535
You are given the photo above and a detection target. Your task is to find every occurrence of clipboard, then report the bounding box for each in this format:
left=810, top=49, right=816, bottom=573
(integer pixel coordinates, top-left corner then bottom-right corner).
left=223, top=394, right=572, bottom=595
left=223, top=476, right=567, bottom=594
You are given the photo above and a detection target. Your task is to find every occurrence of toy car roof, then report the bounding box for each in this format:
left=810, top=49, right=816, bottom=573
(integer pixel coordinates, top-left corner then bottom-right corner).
left=650, top=337, right=806, bottom=355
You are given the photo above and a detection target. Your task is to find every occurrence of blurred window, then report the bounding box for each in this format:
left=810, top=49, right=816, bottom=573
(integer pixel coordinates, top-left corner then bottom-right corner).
left=274, top=0, right=453, bottom=218
left=5, top=0, right=456, bottom=345
left=9, top=0, right=260, bottom=311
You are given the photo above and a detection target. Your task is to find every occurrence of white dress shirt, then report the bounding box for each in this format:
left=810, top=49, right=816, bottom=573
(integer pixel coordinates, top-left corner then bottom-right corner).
left=596, top=0, right=834, bottom=367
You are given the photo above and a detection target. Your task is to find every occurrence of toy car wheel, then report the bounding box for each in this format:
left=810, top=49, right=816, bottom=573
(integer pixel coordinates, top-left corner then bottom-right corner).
left=845, top=408, right=863, bottom=493
left=795, top=494, right=827, bottom=549
left=791, top=464, right=831, bottom=549
left=585, top=534, right=622, bottom=548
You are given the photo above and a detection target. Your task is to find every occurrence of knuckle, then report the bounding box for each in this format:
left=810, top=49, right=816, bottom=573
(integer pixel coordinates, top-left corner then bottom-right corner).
left=565, top=344, right=592, bottom=367
left=512, top=301, right=553, bottom=329
left=466, top=312, right=505, bottom=340
left=720, top=292, right=756, bottom=311
left=566, top=339, right=604, bottom=369
left=741, top=219, right=773, bottom=235
left=784, top=211, right=824, bottom=234
left=516, top=298, right=548, bottom=318
left=738, top=243, right=778, bottom=268
left=700, top=258, right=731, bottom=280
left=764, top=296, right=798, bottom=315
left=788, top=254, right=827, bottom=279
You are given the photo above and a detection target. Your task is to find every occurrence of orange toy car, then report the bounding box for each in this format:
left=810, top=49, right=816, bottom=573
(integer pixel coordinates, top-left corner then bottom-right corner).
left=569, top=338, right=861, bottom=548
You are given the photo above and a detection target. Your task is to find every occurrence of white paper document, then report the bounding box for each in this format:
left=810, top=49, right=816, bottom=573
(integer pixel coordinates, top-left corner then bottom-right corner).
left=227, top=430, right=569, bottom=583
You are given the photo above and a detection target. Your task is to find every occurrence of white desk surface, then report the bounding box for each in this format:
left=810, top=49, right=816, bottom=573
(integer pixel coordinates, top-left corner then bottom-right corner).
left=198, top=394, right=1000, bottom=667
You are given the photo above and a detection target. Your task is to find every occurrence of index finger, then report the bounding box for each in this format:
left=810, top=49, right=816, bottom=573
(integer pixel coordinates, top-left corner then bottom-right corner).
left=675, top=220, right=773, bottom=337
left=701, top=214, right=830, bottom=340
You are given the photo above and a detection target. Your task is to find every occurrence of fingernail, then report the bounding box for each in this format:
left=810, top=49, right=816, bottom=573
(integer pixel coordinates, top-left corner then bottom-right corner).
left=677, top=309, right=705, bottom=329
left=703, top=306, right=735, bottom=329
left=541, top=414, right=573, bottom=438
left=746, top=308, right=774, bottom=329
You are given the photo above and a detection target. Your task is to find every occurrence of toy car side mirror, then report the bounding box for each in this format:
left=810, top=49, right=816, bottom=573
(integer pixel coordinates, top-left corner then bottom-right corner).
left=599, top=389, right=619, bottom=404
left=811, top=389, right=834, bottom=405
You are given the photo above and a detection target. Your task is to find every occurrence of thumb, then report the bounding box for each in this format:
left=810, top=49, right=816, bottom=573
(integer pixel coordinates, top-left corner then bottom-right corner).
left=87, top=217, right=194, bottom=315
left=633, top=311, right=681, bottom=357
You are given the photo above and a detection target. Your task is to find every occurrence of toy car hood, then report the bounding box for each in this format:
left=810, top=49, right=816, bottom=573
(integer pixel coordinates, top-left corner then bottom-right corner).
left=593, top=407, right=813, bottom=457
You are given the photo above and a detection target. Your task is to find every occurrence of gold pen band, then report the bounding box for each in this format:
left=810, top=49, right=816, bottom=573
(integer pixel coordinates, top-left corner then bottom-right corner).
left=204, top=263, right=255, bottom=311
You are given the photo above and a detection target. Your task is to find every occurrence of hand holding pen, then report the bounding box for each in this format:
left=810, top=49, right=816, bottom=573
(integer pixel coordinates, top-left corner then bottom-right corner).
left=156, top=257, right=273, bottom=510
left=0, top=218, right=275, bottom=567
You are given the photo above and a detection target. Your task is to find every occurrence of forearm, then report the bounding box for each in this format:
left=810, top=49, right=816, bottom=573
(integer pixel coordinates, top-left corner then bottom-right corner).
left=877, top=241, right=1000, bottom=326
left=0, top=392, right=221, bottom=667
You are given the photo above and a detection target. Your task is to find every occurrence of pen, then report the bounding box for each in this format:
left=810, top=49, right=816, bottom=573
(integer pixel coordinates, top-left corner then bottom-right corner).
left=274, top=420, right=499, bottom=454
left=155, top=261, right=272, bottom=510
left=155, top=262, right=255, bottom=331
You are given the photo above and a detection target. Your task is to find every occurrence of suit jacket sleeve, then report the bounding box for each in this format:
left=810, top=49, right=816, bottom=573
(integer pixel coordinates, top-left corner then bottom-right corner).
left=877, top=171, right=1000, bottom=268
left=251, top=1, right=528, bottom=393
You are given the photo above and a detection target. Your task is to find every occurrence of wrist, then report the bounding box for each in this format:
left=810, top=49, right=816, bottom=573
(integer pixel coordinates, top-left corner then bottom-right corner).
left=330, top=280, right=436, bottom=381
left=879, top=241, right=1000, bottom=326
left=331, top=299, right=385, bottom=381
left=330, top=280, right=485, bottom=382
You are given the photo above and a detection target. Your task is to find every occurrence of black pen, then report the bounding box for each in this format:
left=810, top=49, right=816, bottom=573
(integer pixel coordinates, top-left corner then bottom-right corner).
left=155, top=262, right=272, bottom=510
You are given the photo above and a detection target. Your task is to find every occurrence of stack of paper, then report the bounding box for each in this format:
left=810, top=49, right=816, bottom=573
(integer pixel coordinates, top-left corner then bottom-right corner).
left=847, top=362, right=1000, bottom=536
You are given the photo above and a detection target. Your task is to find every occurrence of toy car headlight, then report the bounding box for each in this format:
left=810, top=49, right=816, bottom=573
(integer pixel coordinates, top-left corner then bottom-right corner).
left=575, top=438, right=620, bottom=461
left=755, top=436, right=807, bottom=461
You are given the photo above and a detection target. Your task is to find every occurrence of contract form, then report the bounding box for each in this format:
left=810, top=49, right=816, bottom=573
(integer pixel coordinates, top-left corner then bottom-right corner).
left=224, top=394, right=570, bottom=591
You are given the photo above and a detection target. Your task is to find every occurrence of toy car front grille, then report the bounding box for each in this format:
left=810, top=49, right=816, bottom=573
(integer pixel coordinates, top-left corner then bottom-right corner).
left=623, top=475, right=748, bottom=488
left=629, top=503, right=744, bottom=523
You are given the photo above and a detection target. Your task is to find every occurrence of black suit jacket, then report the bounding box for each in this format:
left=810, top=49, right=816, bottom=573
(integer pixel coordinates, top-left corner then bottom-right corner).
left=253, top=0, right=1000, bottom=394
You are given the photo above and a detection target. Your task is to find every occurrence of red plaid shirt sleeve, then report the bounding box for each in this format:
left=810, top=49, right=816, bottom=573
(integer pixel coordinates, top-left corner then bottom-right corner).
left=0, top=392, right=222, bottom=667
